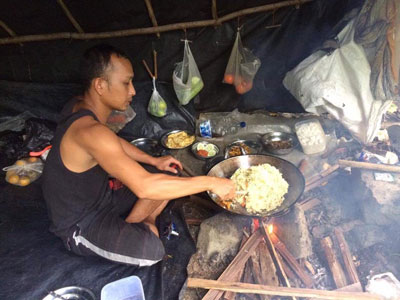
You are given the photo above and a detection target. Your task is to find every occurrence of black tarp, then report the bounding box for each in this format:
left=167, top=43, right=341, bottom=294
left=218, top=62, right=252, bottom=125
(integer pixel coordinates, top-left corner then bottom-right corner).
left=0, top=1, right=367, bottom=299
left=0, top=0, right=364, bottom=114
left=0, top=177, right=197, bottom=300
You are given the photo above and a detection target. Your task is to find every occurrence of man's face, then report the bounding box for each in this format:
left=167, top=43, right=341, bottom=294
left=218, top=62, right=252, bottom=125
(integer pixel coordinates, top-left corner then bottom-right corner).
left=102, top=54, right=136, bottom=111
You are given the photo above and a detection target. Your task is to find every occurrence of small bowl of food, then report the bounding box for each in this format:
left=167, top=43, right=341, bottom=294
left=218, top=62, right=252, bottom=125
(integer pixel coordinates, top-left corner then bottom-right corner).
left=261, top=131, right=297, bottom=155
left=160, top=130, right=196, bottom=149
left=191, top=141, right=219, bottom=160
left=225, top=140, right=261, bottom=158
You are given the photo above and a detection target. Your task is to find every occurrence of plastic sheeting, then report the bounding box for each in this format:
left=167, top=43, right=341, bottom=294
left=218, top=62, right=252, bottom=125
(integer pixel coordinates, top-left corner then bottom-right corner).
left=0, top=179, right=195, bottom=300
left=283, top=18, right=392, bottom=144
left=0, top=0, right=364, bottom=114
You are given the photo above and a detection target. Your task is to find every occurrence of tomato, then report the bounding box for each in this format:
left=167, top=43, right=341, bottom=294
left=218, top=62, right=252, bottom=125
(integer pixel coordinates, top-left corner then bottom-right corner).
left=235, top=80, right=253, bottom=94
left=224, top=74, right=234, bottom=85
left=235, top=83, right=247, bottom=94
left=197, top=149, right=209, bottom=157
left=241, top=80, right=253, bottom=91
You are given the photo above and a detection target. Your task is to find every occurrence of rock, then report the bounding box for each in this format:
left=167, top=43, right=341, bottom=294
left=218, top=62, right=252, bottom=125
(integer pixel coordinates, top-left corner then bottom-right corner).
left=274, top=204, right=312, bottom=259
left=182, top=212, right=249, bottom=300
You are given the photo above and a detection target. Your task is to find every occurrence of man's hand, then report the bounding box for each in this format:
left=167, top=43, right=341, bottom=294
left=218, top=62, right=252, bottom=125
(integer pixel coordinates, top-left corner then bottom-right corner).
left=153, top=156, right=183, bottom=174
left=210, top=177, right=236, bottom=201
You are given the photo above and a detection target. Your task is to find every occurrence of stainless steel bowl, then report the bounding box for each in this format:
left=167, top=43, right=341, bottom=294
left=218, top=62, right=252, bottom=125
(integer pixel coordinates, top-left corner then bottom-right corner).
left=160, top=130, right=195, bottom=149
left=42, top=286, right=95, bottom=300
left=224, top=140, right=262, bottom=158
left=261, top=132, right=297, bottom=155
left=207, top=154, right=305, bottom=217
left=191, top=141, right=220, bottom=160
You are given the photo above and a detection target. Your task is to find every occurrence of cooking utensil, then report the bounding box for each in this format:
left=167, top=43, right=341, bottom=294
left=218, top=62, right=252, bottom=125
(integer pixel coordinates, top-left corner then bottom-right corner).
left=224, top=140, right=262, bottom=158
left=207, top=154, right=305, bottom=217
left=191, top=141, right=220, bottom=160
left=42, top=286, right=95, bottom=300
left=261, top=131, right=298, bottom=155
left=160, top=130, right=195, bottom=149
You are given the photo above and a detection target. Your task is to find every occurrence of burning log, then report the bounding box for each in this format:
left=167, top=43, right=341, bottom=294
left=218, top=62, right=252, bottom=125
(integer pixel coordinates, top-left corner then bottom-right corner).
left=320, top=236, right=348, bottom=288
left=262, top=222, right=297, bottom=300
left=299, top=197, right=322, bottom=211
left=334, top=229, right=360, bottom=284
left=265, top=225, right=314, bottom=288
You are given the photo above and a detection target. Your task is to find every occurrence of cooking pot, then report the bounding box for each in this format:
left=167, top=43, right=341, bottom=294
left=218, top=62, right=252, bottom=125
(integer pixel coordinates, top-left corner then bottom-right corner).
left=207, top=154, right=305, bottom=217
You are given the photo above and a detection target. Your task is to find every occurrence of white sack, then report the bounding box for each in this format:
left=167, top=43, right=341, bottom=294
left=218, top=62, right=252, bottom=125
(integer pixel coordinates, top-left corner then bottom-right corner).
left=283, top=20, right=392, bottom=144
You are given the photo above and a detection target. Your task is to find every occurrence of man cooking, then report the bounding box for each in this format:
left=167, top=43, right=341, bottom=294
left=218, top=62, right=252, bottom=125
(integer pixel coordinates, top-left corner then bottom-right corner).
left=42, top=44, right=235, bottom=267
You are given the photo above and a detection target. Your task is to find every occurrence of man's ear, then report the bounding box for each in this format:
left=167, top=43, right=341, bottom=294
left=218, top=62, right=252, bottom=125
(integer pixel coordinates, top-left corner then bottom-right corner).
left=93, top=77, right=106, bottom=95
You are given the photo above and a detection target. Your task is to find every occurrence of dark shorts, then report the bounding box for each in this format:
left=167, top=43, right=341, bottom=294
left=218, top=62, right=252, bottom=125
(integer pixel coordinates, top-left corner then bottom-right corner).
left=63, top=185, right=165, bottom=267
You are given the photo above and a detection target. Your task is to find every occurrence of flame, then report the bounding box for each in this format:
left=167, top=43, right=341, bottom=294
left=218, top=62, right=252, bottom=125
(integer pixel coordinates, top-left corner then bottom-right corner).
left=268, top=224, right=274, bottom=234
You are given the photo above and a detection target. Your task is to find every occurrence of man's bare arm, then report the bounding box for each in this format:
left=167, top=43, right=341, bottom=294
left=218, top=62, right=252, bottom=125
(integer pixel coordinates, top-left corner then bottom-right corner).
left=78, top=124, right=235, bottom=201
left=119, top=137, right=156, bottom=165
left=119, top=137, right=182, bottom=174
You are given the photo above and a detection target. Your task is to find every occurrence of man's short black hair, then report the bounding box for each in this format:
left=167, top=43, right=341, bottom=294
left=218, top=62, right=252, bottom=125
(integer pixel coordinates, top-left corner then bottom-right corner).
left=80, top=44, right=129, bottom=92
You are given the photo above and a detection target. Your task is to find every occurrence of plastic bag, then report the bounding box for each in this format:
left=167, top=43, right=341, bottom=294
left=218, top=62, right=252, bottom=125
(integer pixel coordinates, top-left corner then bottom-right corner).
left=223, top=31, right=261, bottom=94
left=3, top=157, right=43, bottom=186
left=148, top=78, right=167, bottom=117
left=173, top=40, right=204, bottom=105
left=283, top=19, right=392, bottom=144
left=106, top=105, right=136, bottom=133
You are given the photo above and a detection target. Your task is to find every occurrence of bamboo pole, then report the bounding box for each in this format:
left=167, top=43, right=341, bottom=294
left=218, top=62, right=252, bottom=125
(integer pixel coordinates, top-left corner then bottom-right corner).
left=188, top=278, right=381, bottom=300
left=338, top=159, right=400, bottom=173
left=0, top=0, right=313, bottom=45
left=57, top=0, right=84, bottom=33
left=143, top=0, right=160, bottom=38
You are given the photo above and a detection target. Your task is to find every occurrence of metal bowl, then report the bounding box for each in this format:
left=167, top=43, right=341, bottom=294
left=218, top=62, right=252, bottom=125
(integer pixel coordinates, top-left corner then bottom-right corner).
left=131, top=137, right=158, bottom=151
left=225, top=140, right=262, bottom=158
left=191, top=141, right=220, bottom=160
left=261, top=132, right=298, bottom=155
left=42, top=286, right=95, bottom=300
left=160, top=130, right=195, bottom=150
left=207, top=154, right=305, bottom=217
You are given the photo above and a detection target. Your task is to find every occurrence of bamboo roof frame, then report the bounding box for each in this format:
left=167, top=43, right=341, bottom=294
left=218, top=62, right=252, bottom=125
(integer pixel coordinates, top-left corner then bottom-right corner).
left=143, top=0, right=160, bottom=38
left=0, top=20, right=17, bottom=37
left=57, top=0, right=84, bottom=33
left=0, top=0, right=311, bottom=45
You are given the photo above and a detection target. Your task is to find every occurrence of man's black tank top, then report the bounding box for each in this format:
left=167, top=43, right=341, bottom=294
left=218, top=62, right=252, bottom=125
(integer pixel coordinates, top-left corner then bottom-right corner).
left=42, top=109, right=110, bottom=236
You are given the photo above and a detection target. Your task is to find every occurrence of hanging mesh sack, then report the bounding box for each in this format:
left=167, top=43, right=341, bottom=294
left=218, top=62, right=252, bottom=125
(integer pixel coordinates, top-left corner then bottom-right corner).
left=223, top=31, right=261, bottom=94
left=148, top=78, right=168, bottom=117
left=173, top=40, right=204, bottom=105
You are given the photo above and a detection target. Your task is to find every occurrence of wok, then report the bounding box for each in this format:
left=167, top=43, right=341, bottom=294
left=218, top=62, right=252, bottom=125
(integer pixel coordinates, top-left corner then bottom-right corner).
left=207, top=154, right=305, bottom=217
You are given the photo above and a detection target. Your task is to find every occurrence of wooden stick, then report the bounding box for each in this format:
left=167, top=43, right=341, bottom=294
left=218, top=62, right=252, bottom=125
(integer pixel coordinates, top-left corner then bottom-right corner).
left=269, top=232, right=314, bottom=288
left=304, top=171, right=339, bottom=193
left=0, top=0, right=313, bottom=45
left=153, top=50, right=158, bottom=79
left=334, top=229, right=360, bottom=284
left=142, top=59, right=154, bottom=79
left=57, top=0, right=84, bottom=33
left=338, top=159, right=400, bottom=173
left=143, top=0, right=160, bottom=38
left=261, top=222, right=296, bottom=300
left=188, top=278, right=381, bottom=300
left=320, top=236, right=348, bottom=288
left=0, top=20, right=17, bottom=37
left=202, top=229, right=264, bottom=300
left=299, top=197, right=321, bottom=211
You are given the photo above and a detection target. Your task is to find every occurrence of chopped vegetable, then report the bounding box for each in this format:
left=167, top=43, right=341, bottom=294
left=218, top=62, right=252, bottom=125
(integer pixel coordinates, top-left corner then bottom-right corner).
left=197, top=149, right=209, bottom=157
